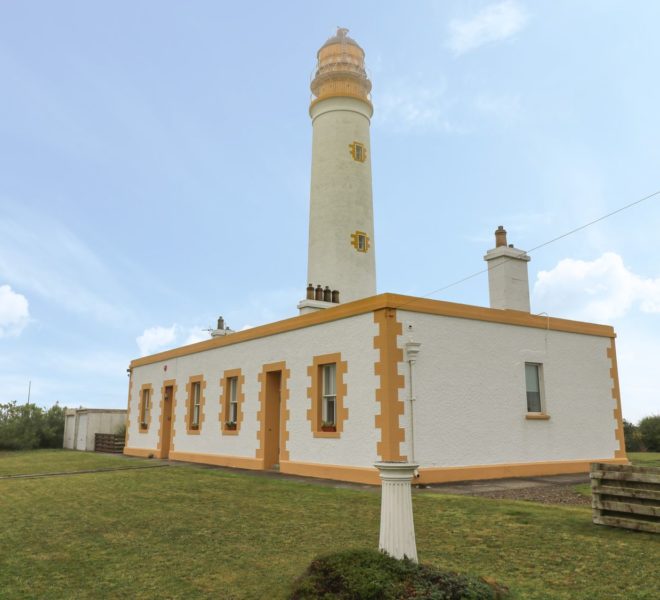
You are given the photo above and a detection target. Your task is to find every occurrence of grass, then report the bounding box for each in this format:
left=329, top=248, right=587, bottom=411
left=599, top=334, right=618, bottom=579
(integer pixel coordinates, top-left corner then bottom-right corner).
left=1, top=450, right=659, bottom=599
left=628, top=451, right=660, bottom=467
left=0, top=449, right=165, bottom=477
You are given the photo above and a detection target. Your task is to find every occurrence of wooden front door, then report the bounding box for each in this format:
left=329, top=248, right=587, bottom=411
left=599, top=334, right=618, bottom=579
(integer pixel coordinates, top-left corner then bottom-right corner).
left=160, top=385, right=174, bottom=458
left=263, top=370, right=282, bottom=470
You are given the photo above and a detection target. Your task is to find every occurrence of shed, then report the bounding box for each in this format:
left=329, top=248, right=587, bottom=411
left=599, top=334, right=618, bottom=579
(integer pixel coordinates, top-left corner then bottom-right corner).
left=63, top=408, right=127, bottom=451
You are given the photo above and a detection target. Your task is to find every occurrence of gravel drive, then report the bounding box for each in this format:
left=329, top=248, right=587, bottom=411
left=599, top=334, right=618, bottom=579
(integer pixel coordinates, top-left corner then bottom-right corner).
left=471, top=484, right=591, bottom=506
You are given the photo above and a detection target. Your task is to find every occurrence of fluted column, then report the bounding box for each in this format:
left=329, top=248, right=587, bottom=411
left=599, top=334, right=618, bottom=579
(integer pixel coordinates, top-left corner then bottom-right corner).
left=375, top=461, right=418, bottom=562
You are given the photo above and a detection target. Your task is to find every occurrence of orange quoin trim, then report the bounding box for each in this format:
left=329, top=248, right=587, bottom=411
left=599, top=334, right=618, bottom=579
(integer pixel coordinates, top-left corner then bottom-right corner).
left=607, top=339, right=627, bottom=460
left=373, top=308, right=406, bottom=461
left=307, top=353, right=348, bottom=438
left=157, top=379, right=177, bottom=457
left=255, top=362, right=291, bottom=464
left=219, top=369, right=245, bottom=435
left=124, top=370, right=134, bottom=447
left=185, top=374, right=206, bottom=435
left=138, top=383, right=153, bottom=433
left=129, top=294, right=615, bottom=369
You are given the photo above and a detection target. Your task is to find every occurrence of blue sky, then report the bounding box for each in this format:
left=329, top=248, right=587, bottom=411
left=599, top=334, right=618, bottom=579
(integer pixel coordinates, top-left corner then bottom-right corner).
left=1, top=1, right=658, bottom=422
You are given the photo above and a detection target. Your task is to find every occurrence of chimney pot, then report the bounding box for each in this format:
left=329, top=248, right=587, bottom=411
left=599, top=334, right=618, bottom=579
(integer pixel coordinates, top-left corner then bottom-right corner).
left=217, top=316, right=224, bottom=330
left=315, top=285, right=323, bottom=301
left=306, top=283, right=314, bottom=300
left=495, top=225, right=508, bottom=248
left=323, top=286, right=332, bottom=302
left=331, top=289, right=340, bottom=303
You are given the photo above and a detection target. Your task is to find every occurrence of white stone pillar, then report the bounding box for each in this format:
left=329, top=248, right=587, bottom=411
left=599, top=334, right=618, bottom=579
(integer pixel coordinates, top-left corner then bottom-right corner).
left=375, top=461, right=419, bottom=563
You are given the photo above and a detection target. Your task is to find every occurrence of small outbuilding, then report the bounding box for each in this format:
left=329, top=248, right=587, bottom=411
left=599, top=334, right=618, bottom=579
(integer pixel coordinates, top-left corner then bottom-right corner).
left=63, top=408, right=127, bottom=451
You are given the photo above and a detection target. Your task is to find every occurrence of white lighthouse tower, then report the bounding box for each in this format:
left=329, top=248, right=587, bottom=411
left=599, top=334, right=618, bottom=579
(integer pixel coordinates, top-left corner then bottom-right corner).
left=298, top=28, right=376, bottom=314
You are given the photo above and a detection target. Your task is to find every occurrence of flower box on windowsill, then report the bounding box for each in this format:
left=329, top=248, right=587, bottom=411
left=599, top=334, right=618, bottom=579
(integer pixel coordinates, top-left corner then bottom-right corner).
left=225, top=422, right=237, bottom=431
left=190, top=424, right=199, bottom=431
left=320, top=424, right=336, bottom=432
left=139, top=423, right=148, bottom=430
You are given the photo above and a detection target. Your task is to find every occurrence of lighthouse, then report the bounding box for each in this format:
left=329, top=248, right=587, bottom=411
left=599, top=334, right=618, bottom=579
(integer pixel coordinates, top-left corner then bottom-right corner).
left=299, top=28, right=376, bottom=313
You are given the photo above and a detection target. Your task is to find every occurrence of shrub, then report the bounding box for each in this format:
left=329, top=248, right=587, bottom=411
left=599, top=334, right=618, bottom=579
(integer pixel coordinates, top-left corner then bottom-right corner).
left=40, top=404, right=66, bottom=448
left=638, top=415, right=660, bottom=452
left=0, top=401, right=66, bottom=450
left=290, top=549, right=509, bottom=599
left=115, top=422, right=127, bottom=438
left=623, top=419, right=644, bottom=452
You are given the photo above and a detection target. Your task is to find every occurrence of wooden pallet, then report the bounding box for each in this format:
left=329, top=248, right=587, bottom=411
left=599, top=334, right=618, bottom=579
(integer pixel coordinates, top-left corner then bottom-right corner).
left=590, top=463, right=659, bottom=534
left=94, top=433, right=125, bottom=454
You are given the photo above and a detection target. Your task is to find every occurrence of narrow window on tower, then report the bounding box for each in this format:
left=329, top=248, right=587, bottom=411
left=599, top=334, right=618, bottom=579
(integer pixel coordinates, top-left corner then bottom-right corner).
left=351, top=230, right=370, bottom=253
left=349, top=141, right=367, bottom=162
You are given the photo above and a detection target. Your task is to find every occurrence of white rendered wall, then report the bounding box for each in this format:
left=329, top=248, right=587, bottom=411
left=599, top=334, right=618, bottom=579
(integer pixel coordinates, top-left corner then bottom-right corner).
left=63, top=413, right=76, bottom=449
left=397, top=310, right=619, bottom=467
left=307, top=97, right=376, bottom=303
left=127, top=312, right=380, bottom=468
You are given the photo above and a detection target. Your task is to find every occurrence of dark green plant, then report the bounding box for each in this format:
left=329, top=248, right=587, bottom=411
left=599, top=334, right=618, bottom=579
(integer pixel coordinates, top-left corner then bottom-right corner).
left=115, top=422, right=127, bottom=438
left=0, top=401, right=66, bottom=450
left=290, top=549, right=509, bottom=599
left=623, top=419, right=643, bottom=452
left=638, top=415, right=660, bottom=452
left=39, top=403, right=66, bottom=448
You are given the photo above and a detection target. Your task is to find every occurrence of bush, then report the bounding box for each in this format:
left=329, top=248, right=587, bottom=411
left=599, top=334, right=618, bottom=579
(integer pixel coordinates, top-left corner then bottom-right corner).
left=638, top=415, right=660, bottom=452
left=623, top=419, right=644, bottom=452
left=0, top=402, right=66, bottom=450
left=290, top=549, right=509, bottom=599
left=115, top=422, right=127, bottom=438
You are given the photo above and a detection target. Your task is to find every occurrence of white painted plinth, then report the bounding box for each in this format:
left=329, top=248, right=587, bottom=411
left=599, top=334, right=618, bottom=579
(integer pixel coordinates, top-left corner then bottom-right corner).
left=375, top=461, right=419, bottom=563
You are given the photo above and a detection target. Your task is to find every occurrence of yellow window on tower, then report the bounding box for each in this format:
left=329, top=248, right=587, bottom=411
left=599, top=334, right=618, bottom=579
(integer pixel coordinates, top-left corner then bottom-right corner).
left=351, top=230, right=370, bottom=253
left=349, top=141, right=366, bottom=162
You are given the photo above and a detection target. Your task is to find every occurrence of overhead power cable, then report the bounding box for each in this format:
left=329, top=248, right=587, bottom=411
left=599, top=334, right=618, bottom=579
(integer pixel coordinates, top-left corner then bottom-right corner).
left=411, top=188, right=660, bottom=301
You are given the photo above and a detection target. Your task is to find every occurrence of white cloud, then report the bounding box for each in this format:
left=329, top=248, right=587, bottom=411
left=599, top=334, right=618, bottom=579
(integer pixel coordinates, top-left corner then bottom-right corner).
left=533, top=252, right=660, bottom=322
left=376, top=80, right=465, bottom=133
left=136, top=324, right=210, bottom=357
left=184, top=327, right=211, bottom=345
left=0, top=201, right=132, bottom=324
left=0, top=284, right=30, bottom=337
left=136, top=325, right=178, bottom=357
left=448, top=1, right=529, bottom=56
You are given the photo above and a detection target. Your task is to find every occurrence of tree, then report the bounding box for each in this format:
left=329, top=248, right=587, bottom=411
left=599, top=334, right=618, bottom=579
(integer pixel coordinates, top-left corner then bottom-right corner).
left=623, top=419, right=643, bottom=452
left=638, top=415, right=660, bottom=452
left=0, top=401, right=67, bottom=450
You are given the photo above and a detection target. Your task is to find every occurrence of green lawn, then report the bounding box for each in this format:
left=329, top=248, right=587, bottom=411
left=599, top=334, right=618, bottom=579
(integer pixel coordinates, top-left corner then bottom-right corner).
left=1, top=451, right=658, bottom=599
left=0, top=449, right=165, bottom=477
left=628, top=451, right=660, bottom=467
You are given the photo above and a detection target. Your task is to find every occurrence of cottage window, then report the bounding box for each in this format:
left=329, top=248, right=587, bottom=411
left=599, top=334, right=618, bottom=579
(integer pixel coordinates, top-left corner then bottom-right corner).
left=190, top=381, right=201, bottom=429
left=228, top=376, right=238, bottom=424
left=139, top=388, right=150, bottom=429
left=322, top=363, right=337, bottom=426
left=525, top=363, right=543, bottom=413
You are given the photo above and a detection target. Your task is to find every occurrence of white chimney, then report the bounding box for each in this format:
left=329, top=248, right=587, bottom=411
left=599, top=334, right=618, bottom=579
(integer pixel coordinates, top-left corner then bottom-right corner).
left=483, top=226, right=531, bottom=312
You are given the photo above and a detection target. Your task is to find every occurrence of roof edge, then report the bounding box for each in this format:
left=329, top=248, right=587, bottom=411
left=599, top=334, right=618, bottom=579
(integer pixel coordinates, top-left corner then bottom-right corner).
left=129, top=293, right=615, bottom=368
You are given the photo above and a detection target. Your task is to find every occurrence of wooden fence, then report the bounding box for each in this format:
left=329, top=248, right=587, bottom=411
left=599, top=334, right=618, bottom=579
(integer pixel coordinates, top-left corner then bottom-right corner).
left=590, top=462, right=659, bottom=534
left=94, top=433, right=126, bottom=454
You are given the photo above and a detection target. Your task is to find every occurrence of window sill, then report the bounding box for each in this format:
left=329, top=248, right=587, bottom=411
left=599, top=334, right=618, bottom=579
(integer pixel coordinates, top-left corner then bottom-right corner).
left=313, top=430, right=341, bottom=438
left=222, top=428, right=239, bottom=436
left=525, top=413, right=550, bottom=420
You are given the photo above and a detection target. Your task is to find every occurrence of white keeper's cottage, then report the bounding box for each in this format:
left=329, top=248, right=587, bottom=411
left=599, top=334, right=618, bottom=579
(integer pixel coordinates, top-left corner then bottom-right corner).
left=124, top=29, right=627, bottom=484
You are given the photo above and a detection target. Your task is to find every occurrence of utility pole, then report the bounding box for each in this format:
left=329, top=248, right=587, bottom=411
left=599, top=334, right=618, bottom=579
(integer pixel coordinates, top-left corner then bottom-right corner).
left=27, top=380, right=31, bottom=405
